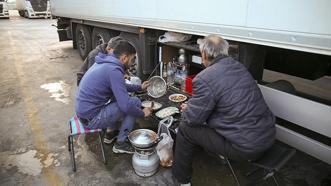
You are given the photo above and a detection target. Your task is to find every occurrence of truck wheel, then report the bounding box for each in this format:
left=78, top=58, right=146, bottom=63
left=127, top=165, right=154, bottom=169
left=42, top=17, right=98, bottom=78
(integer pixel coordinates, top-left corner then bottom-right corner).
left=120, top=33, right=143, bottom=78
left=24, top=10, right=28, bottom=18
left=75, top=24, right=92, bottom=59
left=91, top=28, right=111, bottom=49
left=18, top=10, right=25, bottom=17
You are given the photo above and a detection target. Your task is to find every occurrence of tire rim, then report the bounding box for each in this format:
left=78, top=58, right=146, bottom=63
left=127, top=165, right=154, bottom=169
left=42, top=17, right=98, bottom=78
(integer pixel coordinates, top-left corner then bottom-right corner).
left=78, top=30, right=86, bottom=52
left=96, top=34, right=105, bottom=46
left=128, top=56, right=138, bottom=76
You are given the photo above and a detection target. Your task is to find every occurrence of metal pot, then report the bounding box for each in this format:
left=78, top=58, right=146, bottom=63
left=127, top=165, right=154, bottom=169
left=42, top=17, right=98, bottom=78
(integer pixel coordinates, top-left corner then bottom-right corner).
left=128, top=129, right=162, bottom=149
left=129, top=129, right=162, bottom=177
left=132, top=149, right=160, bottom=177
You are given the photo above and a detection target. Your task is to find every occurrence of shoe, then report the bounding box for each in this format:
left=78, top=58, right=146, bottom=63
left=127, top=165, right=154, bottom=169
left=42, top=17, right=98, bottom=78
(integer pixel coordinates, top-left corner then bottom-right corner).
left=112, top=141, right=135, bottom=154
left=104, top=130, right=119, bottom=144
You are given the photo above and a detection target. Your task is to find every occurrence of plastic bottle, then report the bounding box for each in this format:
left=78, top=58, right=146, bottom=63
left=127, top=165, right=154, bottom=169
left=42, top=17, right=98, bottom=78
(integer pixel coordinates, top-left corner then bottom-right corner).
left=162, top=62, right=168, bottom=83
left=167, top=62, right=175, bottom=85
left=181, top=65, right=187, bottom=92
left=178, top=49, right=186, bottom=65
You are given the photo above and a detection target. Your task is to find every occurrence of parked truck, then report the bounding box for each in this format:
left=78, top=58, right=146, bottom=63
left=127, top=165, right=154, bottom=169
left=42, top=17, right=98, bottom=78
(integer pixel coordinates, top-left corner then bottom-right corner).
left=0, top=0, right=9, bottom=19
left=6, top=0, right=16, bottom=10
left=50, top=0, right=331, bottom=165
left=16, top=0, right=50, bottom=18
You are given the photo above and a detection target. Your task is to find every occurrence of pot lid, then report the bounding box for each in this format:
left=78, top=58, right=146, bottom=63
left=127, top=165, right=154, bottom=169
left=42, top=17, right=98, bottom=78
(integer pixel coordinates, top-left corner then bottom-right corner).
left=129, top=129, right=158, bottom=147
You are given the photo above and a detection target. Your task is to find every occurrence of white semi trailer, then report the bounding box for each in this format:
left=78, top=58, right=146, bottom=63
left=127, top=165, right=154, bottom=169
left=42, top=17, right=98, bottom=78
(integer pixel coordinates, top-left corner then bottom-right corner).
left=16, top=0, right=50, bottom=18
left=50, top=0, right=331, bottom=164
left=0, top=0, right=9, bottom=18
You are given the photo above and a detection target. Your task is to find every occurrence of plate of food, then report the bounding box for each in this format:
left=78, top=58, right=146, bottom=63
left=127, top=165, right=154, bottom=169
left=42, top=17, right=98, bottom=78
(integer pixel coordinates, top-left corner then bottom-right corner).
left=169, top=93, right=187, bottom=103
left=141, top=100, right=163, bottom=110
left=155, top=107, right=179, bottom=119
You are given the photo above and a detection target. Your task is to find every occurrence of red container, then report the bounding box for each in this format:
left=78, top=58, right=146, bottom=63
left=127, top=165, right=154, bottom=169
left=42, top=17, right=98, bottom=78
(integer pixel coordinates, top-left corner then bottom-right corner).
left=185, top=75, right=195, bottom=95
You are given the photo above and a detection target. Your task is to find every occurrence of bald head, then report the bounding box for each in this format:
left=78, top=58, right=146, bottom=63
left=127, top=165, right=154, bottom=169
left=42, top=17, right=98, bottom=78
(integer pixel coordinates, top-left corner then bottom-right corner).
left=199, top=34, right=229, bottom=65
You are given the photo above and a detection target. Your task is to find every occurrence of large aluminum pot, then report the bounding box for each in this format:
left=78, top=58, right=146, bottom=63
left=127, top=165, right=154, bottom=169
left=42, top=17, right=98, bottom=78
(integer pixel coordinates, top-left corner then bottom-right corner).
left=128, top=129, right=162, bottom=149
left=132, top=149, right=160, bottom=177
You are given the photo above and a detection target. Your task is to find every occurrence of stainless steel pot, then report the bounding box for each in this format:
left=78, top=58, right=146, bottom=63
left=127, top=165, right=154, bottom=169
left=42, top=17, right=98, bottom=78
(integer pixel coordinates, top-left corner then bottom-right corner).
left=128, top=129, right=162, bottom=149
left=132, top=149, right=160, bottom=177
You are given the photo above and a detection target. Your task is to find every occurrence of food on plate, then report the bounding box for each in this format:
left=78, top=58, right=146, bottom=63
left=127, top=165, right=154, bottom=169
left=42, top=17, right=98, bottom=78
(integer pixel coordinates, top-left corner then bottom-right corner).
left=155, top=107, right=179, bottom=119
left=141, top=101, right=162, bottom=110
left=169, top=94, right=187, bottom=102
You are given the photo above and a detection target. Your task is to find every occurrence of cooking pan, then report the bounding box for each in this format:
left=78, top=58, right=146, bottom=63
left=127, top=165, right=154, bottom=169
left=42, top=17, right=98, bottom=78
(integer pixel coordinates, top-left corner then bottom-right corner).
left=128, top=129, right=163, bottom=149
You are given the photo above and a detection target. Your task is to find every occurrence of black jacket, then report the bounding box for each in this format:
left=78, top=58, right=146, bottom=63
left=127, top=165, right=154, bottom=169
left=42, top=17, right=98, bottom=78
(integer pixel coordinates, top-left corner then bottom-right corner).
left=77, top=44, right=108, bottom=86
left=182, top=55, right=276, bottom=154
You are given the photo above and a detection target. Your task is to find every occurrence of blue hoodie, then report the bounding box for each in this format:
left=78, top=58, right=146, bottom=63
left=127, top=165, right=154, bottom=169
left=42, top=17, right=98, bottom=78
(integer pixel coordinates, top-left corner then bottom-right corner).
left=75, top=53, right=144, bottom=120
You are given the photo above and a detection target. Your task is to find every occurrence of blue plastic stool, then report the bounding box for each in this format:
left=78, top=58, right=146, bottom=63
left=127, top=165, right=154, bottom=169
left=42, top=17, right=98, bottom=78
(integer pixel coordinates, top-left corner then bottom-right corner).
left=68, top=115, right=107, bottom=172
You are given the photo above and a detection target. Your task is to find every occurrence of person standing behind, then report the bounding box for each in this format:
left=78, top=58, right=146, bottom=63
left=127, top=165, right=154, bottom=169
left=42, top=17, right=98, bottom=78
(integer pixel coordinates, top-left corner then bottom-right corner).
left=172, top=35, right=276, bottom=185
left=75, top=39, right=152, bottom=154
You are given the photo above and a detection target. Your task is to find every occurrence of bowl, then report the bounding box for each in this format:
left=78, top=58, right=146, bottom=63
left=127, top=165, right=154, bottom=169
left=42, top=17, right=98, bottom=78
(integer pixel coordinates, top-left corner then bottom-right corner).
left=147, top=76, right=167, bottom=98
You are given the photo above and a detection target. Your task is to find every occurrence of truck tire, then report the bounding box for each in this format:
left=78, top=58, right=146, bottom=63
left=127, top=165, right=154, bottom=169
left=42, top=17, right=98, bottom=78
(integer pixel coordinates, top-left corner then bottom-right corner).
left=91, top=28, right=111, bottom=49
left=119, top=32, right=143, bottom=78
left=75, top=24, right=92, bottom=59
left=18, top=10, right=25, bottom=17
left=24, top=10, right=28, bottom=18
left=265, top=80, right=297, bottom=95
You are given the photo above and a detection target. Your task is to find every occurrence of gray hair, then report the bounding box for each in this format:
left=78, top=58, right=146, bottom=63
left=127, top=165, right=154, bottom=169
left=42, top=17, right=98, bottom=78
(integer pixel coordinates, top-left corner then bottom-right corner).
left=198, top=34, right=229, bottom=61
left=107, top=36, right=124, bottom=49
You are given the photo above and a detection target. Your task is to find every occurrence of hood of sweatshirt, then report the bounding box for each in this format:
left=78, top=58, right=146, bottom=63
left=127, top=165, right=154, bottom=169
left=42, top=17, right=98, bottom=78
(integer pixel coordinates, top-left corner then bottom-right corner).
left=95, top=52, right=125, bottom=73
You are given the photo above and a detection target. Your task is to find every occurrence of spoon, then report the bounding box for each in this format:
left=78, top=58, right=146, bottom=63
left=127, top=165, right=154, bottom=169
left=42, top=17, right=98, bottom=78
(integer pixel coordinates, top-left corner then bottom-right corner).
left=151, top=101, right=155, bottom=109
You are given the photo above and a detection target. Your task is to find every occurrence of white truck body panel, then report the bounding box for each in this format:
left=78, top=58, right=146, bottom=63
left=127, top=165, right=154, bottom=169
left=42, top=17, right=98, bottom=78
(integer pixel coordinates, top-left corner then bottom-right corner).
left=0, top=1, right=9, bottom=18
left=16, top=0, right=51, bottom=18
left=6, top=0, right=16, bottom=10
left=15, top=0, right=25, bottom=10
left=260, top=85, right=331, bottom=164
left=50, top=0, right=331, bottom=55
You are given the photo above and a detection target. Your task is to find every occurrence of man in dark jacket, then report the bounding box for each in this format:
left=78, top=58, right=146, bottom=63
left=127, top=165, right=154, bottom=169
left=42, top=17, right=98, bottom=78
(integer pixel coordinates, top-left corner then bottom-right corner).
left=172, top=35, right=276, bottom=185
left=76, top=39, right=152, bottom=154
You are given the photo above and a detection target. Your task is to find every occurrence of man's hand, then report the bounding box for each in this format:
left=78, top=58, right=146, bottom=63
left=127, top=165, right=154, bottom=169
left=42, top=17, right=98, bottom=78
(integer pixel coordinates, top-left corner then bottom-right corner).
left=141, top=81, right=150, bottom=91
left=143, top=107, right=153, bottom=117
left=180, top=103, right=188, bottom=112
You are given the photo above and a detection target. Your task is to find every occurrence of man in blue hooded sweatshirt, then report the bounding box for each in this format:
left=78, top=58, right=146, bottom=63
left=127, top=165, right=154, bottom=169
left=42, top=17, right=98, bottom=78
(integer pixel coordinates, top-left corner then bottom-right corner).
left=75, top=39, right=152, bottom=154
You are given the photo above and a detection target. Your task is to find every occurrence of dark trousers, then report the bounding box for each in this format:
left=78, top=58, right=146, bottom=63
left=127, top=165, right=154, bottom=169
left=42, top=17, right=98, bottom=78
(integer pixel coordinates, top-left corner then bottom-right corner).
left=172, top=124, right=261, bottom=184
